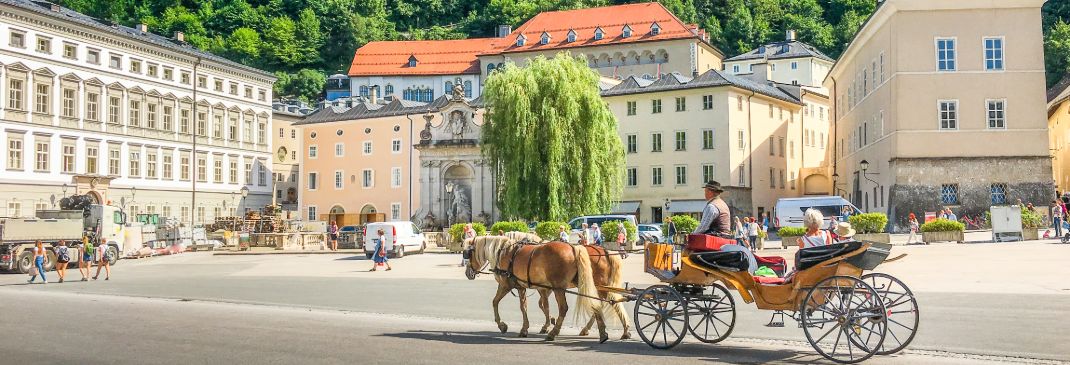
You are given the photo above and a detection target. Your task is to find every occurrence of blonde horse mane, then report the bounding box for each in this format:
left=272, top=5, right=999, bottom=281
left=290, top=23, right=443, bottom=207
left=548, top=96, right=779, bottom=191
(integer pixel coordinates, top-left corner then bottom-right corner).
left=470, top=236, right=517, bottom=269
left=503, top=231, right=544, bottom=243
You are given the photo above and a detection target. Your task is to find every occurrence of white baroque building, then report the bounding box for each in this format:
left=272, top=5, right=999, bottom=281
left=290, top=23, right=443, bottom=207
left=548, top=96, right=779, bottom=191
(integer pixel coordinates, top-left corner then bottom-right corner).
left=0, top=0, right=275, bottom=226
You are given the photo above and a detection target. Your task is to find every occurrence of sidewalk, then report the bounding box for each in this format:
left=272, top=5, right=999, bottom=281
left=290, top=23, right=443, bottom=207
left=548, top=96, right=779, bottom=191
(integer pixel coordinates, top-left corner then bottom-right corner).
left=213, top=246, right=454, bottom=256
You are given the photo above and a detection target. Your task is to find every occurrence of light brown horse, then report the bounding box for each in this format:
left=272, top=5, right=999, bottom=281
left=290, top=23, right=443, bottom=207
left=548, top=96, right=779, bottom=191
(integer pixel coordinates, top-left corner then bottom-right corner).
left=465, top=236, right=609, bottom=342
left=504, top=232, right=631, bottom=340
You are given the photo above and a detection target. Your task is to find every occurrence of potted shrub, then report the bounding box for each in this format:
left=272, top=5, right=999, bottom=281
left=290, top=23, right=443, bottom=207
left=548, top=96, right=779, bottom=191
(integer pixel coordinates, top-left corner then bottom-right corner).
left=776, top=227, right=807, bottom=249
left=1020, top=208, right=1043, bottom=241
left=489, top=220, right=528, bottom=235
left=602, top=220, right=639, bottom=251
left=535, top=221, right=568, bottom=242
left=448, top=222, right=486, bottom=252
left=849, top=213, right=891, bottom=243
left=920, top=218, right=965, bottom=244
left=665, top=215, right=698, bottom=244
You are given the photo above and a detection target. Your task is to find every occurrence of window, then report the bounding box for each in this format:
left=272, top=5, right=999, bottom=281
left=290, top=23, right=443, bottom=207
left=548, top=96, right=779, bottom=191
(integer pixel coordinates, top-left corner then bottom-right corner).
left=334, top=171, right=344, bottom=189
left=651, top=167, right=663, bottom=186
left=702, top=95, right=713, bottom=110
left=257, top=123, right=266, bottom=144
left=737, top=96, right=743, bottom=111
left=626, top=101, right=636, bottom=116
left=990, top=183, right=1008, bottom=204
left=146, top=104, right=157, bottom=129
left=939, top=100, right=958, bottom=129
left=308, top=172, right=318, bottom=190
left=86, top=92, right=99, bottom=121
left=128, top=100, right=140, bottom=127
left=214, top=79, right=223, bottom=92
left=738, top=164, right=745, bottom=186
left=732, top=65, right=739, bottom=73
left=179, top=109, right=190, bottom=133
left=34, top=83, right=49, bottom=114
left=31, top=36, right=49, bottom=54
left=108, top=96, right=120, bottom=124
left=651, top=133, right=662, bottom=152
left=626, top=168, right=637, bottom=187
left=737, top=130, right=744, bottom=150
left=8, top=79, right=23, bottom=110
left=622, top=25, right=633, bottom=38
left=652, top=99, right=662, bottom=114
left=362, top=169, right=374, bottom=188
left=61, top=88, right=75, bottom=117
left=61, top=42, right=76, bottom=59
left=624, top=134, right=638, bottom=154
left=391, top=203, right=401, bottom=220
left=791, top=61, right=798, bottom=70
left=213, top=159, right=222, bottom=183
left=879, top=52, right=885, bottom=83
left=769, top=168, right=776, bottom=188
left=108, top=147, right=120, bottom=175
left=307, top=206, right=317, bottom=221
left=9, top=31, right=25, bottom=48
left=594, top=28, right=604, bottom=40
left=129, top=59, right=141, bottom=73
left=675, top=165, right=687, bottom=185
left=6, top=137, right=22, bottom=170
left=936, top=38, right=956, bottom=71
left=790, top=171, right=796, bottom=190
left=567, top=30, right=577, bottom=43
left=163, top=67, right=174, bottom=81
left=197, top=76, right=207, bottom=88
left=86, top=48, right=100, bottom=64
left=675, top=97, right=686, bottom=112
left=987, top=99, right=1006, bottom=129
left=768, top=136, right=775, bottom=156
left=984, top=37, right=1004, bottom=71
left=363, top=141, right=372, bottom=155
left=392, top=139, right=402, bottom=153
left=258, top=89, right=266, bottom=101
left=60, top=143, right=74, bottom=173
left=196, top=156, right=207, bottom=182
left=308, top=145, right=318, bottom=158
left=179, top=155, right=190, bottom=180
left=540, top=33, right=550, bottom=45
left=33, top=141, right=48, bottom=172
left=391, top=167, right=402, bottom=188
left=779, top=169, right=785, bottom=189
left=244, top=87, right=252, bottom=99
left=229, top=160, right=237, bottom=184
left=258, top=164, right=266, bottom=186
left=181, top=71, right=191, bottom=85
left=147, top=63, right=158, bottom=78
left=702, top=164, right=715, bottom=183
left=291, top=129, right=296, bottom=139
left=778, top=137, right=785, bottom=157
left=516, top=35, right=526, bottom=47
left=674, top=131, right=686, bottom=151
left=335, top=143, right=344, bottom=157
left=940, top=184, right=959, bottom=205
left=789, top=141, right=795, bottom=158
left=86, top=146, right=98, bottom=174
left=702, top=130, right=714, bottom=150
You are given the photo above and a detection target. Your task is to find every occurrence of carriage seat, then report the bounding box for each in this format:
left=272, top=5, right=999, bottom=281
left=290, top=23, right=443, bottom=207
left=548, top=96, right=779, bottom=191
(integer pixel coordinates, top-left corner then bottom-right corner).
left=795, top=241, right=864, bottom=271
left=689, top=251, right=749, bottom=272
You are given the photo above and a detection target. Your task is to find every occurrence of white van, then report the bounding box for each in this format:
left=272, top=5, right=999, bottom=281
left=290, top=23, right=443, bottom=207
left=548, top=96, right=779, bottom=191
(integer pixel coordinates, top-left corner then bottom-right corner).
left=363, top=221, right=427, bottom=259
left=774, top=197, right=862, bottom=229
left=566, top=215, right=638, bottom=243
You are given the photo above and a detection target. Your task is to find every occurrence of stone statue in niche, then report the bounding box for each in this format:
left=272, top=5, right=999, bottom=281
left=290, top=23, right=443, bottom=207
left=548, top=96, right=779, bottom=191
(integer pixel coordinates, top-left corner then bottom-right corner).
left=444, top=110, right=471, bottom=140
left=445, top=181, right=472, bottom=224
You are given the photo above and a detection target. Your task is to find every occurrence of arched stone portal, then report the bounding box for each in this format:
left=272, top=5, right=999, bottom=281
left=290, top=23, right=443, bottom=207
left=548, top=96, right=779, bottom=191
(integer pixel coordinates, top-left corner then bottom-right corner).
left=328, top=205, right=346, bottom=225
left=803, top=174, right=831, bottom=195
left=443, top=164, right=474, bottom=226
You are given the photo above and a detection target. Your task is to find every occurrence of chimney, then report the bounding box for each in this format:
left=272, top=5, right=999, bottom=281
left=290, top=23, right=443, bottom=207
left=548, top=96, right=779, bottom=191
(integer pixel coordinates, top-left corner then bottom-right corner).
left=497, top=25, right=512, bottom=38
left=786, top=29, right=797, bottom=41
left=50, top=3, right=60, bottom=12
left=749, top=62, right=770, bottom=82
left=369, top=86, right=378, bottom=104
left=137, top=24, right=148, bottom=32
left=174, top=31, right=185, bottom=43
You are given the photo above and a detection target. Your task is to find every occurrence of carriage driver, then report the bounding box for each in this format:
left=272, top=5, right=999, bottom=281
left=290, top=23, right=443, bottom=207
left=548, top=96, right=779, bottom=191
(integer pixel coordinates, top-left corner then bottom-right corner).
left=693, top=180, right=732, bottom=236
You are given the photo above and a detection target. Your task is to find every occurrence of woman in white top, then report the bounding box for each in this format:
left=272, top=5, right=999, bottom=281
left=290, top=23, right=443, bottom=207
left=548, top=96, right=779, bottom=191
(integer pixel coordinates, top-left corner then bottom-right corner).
left=797, top=208, right=834, bottom=249
left=26, top=240, right=48, bottom=284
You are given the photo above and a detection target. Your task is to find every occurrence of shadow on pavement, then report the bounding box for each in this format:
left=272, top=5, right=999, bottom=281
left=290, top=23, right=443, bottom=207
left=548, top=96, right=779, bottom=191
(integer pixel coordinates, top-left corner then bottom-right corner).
left=380, top=330, right=815, bottom=363
left=333, top=256, right=372, bottom=261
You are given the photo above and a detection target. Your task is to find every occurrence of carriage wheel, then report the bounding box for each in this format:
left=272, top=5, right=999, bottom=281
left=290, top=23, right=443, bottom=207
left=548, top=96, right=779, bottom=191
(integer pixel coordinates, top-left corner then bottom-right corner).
left=685, top=284, right=736, bottom=343
left=862, top=273, right=919, bottom=355
left=633, top=285, right=688, bottom=349
left=800, top=276, right=887, bottom=364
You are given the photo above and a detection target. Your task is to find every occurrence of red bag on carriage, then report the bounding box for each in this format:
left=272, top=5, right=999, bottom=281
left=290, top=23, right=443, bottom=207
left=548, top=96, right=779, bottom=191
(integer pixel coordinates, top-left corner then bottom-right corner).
left=754, top=255, right=787, bottom=277
left=686, top=234, right=735, bottom=252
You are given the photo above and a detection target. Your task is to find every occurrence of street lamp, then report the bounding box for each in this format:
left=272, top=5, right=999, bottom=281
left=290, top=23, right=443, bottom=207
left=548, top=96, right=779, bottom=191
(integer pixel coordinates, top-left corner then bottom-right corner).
left=61, top=183, right=69, bottom=197
left=859, top=160, right=878, bottom=185
left=239, top=186, right=249, bottom=214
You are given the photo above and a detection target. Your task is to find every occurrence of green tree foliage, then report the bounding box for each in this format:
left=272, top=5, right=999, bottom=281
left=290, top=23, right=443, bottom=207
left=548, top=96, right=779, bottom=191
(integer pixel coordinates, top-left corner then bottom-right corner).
left=535, top=221, right=569, bottom=241
left=1046, top=21, right=1070, bottom=87
left=489, top=221, right=529, bottom=234
left=482, top=54, right=625, bottom=222
left=226, top=27, right=261, bottom=65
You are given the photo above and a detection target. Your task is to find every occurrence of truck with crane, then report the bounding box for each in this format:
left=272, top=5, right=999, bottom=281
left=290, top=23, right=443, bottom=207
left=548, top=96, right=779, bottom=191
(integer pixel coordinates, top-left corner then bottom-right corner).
left=0, top=194, right=128, bottom=273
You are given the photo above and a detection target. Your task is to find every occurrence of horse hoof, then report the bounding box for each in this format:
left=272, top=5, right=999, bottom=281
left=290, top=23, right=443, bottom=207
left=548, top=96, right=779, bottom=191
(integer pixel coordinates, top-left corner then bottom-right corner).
left=550, top=318, right=556, bottom=325
left=578, top=330, right=589, bottom=337
left=497, top=323, right=508, bottom=334
left=599, top=334, right=609, bottom=344
left=539, top=328, right=549, bottom=334
left=545, top=335, right=555, bottom=341
left=518, top=332, right=528, bottom=338
left=621, top=332, right=632, bottom=340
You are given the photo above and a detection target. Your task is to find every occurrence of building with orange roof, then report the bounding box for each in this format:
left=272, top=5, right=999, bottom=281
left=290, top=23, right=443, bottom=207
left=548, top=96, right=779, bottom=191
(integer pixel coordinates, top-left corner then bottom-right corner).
left=346, top=38, right=500, bottom=103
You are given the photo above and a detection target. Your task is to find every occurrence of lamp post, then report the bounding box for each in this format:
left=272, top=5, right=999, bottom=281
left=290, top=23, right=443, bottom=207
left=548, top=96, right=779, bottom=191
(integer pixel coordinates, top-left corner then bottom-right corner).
left=859, top=159, right=879, bottom=185
left=239, top=186, right=249, bottom=214
left=663, top=199, right=671, bottom=222
left=61, top=183, right=69, bottom=197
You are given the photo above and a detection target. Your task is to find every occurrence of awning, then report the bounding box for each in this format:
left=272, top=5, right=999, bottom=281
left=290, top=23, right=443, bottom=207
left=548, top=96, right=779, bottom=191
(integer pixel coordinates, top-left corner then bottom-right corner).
left=610, top=201, right=641, bottom=214
left=667, top=200, right=708, bottom=214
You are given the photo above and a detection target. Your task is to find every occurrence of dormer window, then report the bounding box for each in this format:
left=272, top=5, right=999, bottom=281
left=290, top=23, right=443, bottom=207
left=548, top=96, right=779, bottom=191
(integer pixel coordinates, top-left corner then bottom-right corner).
left=622, top=25, right=633, bottom=38
left=650, top=23, right=661, bottom=36
left=516, top=34, right=527, bottom=47
left=566, top=29, right=577, bottom=43
left=594, top=27, right=604, bottom=41
left=540, top=32, right=550, bottom=45
left=407, top=55, right=418, bottom=67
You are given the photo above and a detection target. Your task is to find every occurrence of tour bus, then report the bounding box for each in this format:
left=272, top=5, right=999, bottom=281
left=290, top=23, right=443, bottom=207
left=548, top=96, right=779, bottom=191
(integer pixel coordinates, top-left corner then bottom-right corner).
left=774, top=196, right=862, bottom=229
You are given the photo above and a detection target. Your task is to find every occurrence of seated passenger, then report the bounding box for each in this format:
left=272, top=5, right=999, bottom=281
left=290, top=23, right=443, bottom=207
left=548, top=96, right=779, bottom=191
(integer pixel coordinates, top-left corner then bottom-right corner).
left=797, top=208, right=834, bottom=249
left=833, top=222, right=856, bottom=243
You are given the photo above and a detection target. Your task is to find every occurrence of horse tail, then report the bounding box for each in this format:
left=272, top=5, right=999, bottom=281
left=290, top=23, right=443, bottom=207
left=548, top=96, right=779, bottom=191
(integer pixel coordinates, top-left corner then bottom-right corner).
left=604, top=252, right=629, bottom=328
left=572, top=244, right=604, bottom=325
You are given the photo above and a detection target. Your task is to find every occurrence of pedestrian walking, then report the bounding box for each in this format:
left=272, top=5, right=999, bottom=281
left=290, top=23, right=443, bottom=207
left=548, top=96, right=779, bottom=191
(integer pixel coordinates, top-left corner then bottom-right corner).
left=54, top=240, right=70, bottom=283
left=746, top=217, right=759, bottom=251
left=328, top=221, right=339, bottom=251
left=78, top=236, right=92, bottom=281
left=579, top=223, right=590, bottom=245
left=797, top=209, right=834, bottom=249
left=733, top=217, right=746, bottom=247
left=1052, top=200, right=1065, bottom=238
left=26, top=240, right=48, bottom=284
left=907, top=213, right=921, bottom=244
left=760, top=212, right=770, bottom=234
left=369, top=228, right=391, bottom=271
left=614, top=227, right=628, bottom=259
left=93, top=238, right=110, bottom=281
left=665, top=217, right=677, bottom=245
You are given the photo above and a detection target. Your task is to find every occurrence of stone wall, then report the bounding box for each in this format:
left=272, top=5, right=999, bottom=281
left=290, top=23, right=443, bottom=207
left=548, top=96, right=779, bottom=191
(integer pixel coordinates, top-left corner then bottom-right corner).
left=886, top=156, right=1054, bottom=232
left=722, top=186, right=754, bottom=218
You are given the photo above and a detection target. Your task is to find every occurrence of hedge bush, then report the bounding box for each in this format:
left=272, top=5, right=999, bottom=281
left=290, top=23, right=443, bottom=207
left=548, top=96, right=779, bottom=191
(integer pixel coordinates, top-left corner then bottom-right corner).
left=489, top=221, right=528, bottom=234
left=777, top=227, right=807, bottom=237
left=1021, top=207, right=1044, bottom=229
left=448, top=222, right=487, bottom=243
left=601, top=220, right=638, bottom=243
left=849, top=213, right=888, bottom=234
left=665, top=215, right=698, bottom=236
left=920, top=218, right=965, bottom=232
left=535, top=221, right=568, bottom=241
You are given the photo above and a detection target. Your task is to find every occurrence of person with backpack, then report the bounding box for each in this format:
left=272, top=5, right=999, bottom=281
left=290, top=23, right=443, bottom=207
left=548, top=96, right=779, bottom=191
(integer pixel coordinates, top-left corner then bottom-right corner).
left=54, top=240, right=70, bottom=283
left=93, top=238, right=111, bottom=281
left=26, top=240, right=48, bottom=284
left=78, top=236, right=92, bottom=281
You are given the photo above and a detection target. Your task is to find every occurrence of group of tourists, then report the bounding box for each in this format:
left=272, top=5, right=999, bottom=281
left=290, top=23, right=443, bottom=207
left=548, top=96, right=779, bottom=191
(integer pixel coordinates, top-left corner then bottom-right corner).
left=567, top=222, right=629, bottom=258
left=1049, top=199, right=1068, bottom=238
left=731, top=215, right=766, bottom=250
left=26, top=237, right=112, bottom=284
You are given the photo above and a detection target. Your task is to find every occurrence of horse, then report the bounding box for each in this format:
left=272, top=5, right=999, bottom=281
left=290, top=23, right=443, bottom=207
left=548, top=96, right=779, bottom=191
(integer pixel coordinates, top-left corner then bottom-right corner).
left=465, top=235, right=610, bottom=342
left=474, top=232, right=632, bottom=340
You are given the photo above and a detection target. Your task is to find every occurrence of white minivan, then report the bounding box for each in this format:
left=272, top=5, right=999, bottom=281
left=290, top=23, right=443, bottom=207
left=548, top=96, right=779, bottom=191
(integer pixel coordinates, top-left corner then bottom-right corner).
left=566, top=215, right=638, bottom=243
left=363, top=221, right=427, bottom=259
left=774, top=196, right=862, bottom=229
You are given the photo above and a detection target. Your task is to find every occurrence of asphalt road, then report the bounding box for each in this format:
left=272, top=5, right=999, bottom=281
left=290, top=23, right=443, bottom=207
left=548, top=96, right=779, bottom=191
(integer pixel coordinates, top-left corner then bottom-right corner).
left=1, top=243, right=1068, bottom=364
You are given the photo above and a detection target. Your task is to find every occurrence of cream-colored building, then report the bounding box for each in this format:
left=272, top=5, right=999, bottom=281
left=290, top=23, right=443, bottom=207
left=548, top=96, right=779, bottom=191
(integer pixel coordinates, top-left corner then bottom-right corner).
left=724, top=30, right=835, bottom=90
left=270, top=105, right=304, bottom=218
left=826, top=0, right=1052, bottom=230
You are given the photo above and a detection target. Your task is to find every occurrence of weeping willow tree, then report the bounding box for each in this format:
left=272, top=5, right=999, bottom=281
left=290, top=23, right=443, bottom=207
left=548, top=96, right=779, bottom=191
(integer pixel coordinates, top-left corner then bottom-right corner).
left=482, top=53, right=625, bottom=221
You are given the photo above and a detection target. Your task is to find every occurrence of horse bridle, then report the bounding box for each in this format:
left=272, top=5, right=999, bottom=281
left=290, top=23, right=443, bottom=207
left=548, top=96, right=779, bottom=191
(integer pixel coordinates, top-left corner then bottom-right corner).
left=464, top=246, right=492, bottom=280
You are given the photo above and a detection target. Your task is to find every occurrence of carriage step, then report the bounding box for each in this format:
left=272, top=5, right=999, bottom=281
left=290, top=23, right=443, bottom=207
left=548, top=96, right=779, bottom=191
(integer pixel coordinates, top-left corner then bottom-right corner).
left=765, top=311, right=787, bottom=328
left=765, top=321, right=784, bottom=328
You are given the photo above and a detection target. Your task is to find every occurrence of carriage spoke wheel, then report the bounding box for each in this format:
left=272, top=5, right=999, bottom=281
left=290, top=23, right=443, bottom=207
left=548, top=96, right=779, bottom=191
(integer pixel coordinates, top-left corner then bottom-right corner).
left=862, top=273, right=919, bottom=355
left=633, top=285, right=688, bottom=349
left=685, top=284, right=736, bottom=343
left=800, top=276, right=888, bottom=364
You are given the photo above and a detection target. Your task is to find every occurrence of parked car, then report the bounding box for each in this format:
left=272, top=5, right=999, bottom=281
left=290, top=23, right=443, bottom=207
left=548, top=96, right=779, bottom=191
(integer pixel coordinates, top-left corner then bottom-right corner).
left=363, top=221, right=427, bottom=259
left=637, top=224, right=664, bottom=243
left=566, top=215, right=638, bottom=243
left=774, top=196, right=862, bottom=229
left=339, top=225, right=362, bottom=249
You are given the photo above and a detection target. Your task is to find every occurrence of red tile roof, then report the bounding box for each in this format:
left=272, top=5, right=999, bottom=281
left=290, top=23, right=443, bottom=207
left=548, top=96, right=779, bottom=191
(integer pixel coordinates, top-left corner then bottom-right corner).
left=495, top=2, right=703, bottom=55
left=347, top=38, right=503, bottom=77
